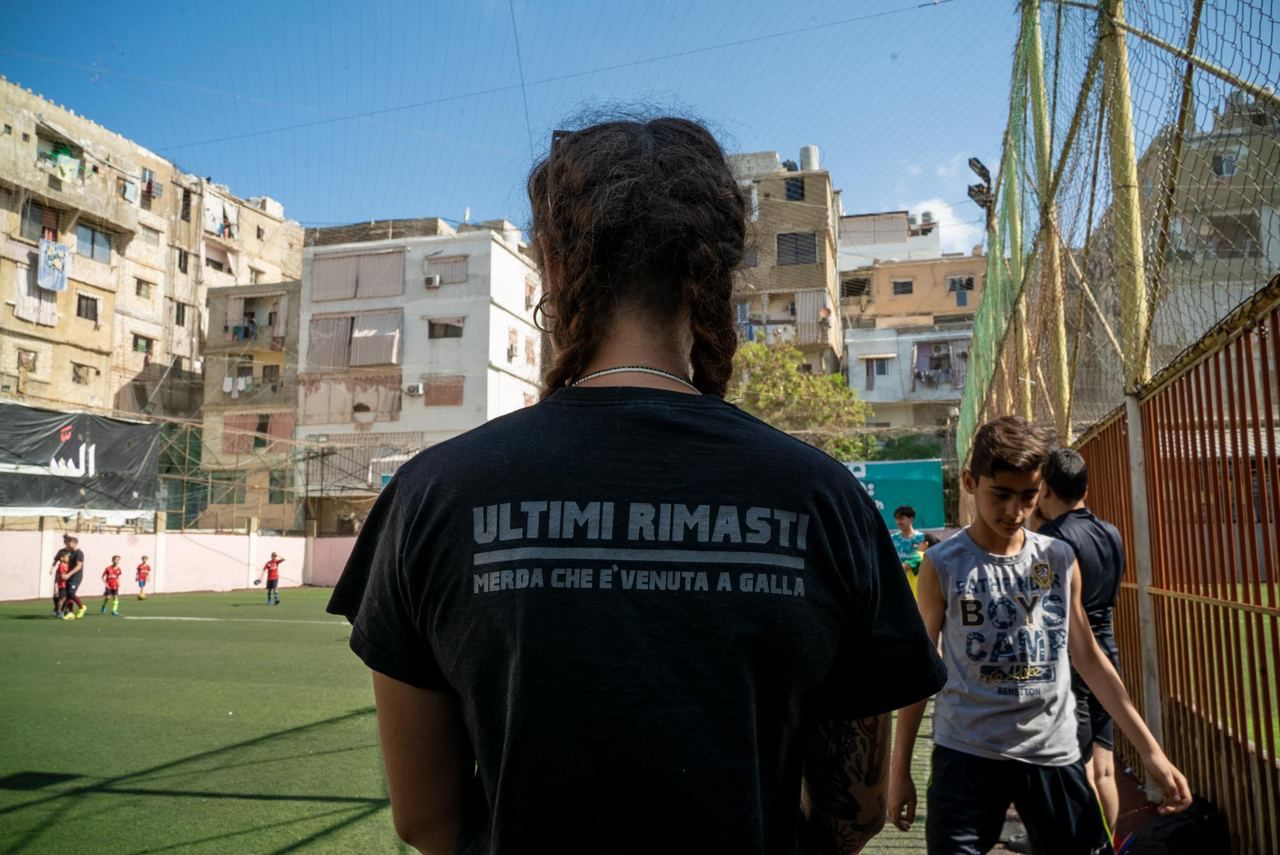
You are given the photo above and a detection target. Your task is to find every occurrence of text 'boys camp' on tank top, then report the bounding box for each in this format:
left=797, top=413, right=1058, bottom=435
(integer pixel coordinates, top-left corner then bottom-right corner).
left=928, top=527, right=1081, bottom=766
left=327, top=385, right=946, bottom=854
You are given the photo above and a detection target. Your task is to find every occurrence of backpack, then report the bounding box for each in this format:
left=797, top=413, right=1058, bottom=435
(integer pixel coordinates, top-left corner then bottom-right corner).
left=1117, top=797, right=1230, bottom=854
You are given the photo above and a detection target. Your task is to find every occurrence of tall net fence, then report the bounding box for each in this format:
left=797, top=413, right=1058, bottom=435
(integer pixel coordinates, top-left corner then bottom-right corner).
left=960, top=0, right=1280, bottom=459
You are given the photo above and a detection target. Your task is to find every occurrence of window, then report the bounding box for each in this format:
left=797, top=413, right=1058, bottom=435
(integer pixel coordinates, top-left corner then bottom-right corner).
left=235, top=359, right=254, bottom=380
left=507, top=328, right=519, bottom=362
left=841, top=277, right=871, bottom=298
left=1206, top=213, right=1261, bottom=258
left=269, top=470, right=288, bottom=504
left=76, top=293, right=100, bottom=323
left=525, top=278, right=538, bottom=310
left=428, top=318, right=464, bottom=339
left=797, top=363, right=814, bottom=375
left=742, top=248, right=758, bottom=268
left=181, top=188, right=192, bottom=222
left=76, top=224, right=111, bottom=263
left=311, top=250, right=405, bottom=300
left=947, top=276, right=975, bottom=292
left=744, top=183, right=759, bottom=221
left=254, top=414, right=270, bottom=449
left=261, top=364, right=281, bottom=384
left=525, top=337, right=536, bottom=365
left=424, top=375, right=465, bottom=406
left=735, top=302, right=749, bottom=325
left=785, top=177, right=805, bottom=202
left=956, top=290, right=968, bottom=307
left=891, top=279, right=914, bottom=296
left=425, top=255, right=468, bottom=284
left=21, top=200, right=58, bottom=243
left=139, top=226, right=161, bottom=249
left=135, top=279, right=153, bottom=299
left=132, top=334, right=155, bottom=355
left=1212, top=154, right=1237, bottom=177
left=17, top=349, right=37, bottom=373
left=256, top=226, right=265, bottom=240
left=176, top=248, right=189, bottom=274
left=250, top=267, right=263, bottom=285
left=267, top=311, right=278, bottom=328
left=71, top=363, right=92, bottom=385
left=175, top=302, right=188, bottom=327
left=864, top=357, right=889, bottom=391
left=776, top=232, right=818, bottom=266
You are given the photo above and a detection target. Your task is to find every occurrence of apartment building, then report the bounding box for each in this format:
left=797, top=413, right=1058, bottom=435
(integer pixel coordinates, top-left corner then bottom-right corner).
left=0, top=77, right=301, bottom=419
left=730, top=147, right=844, bottom=374
left=838, top=209, right=986, bottom=429
left=197, top=280, right=301, bottom=531
left=296, top=218, right=541, bottom=532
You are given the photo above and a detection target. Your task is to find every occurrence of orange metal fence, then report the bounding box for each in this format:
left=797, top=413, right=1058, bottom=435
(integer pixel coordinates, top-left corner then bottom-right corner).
left=1076, top=285, right=1280, bottom=853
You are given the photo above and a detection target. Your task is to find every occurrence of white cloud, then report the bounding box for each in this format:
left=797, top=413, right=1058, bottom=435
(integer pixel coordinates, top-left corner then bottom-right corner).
left=901, top=197, right=984, bottom=254
left=933, top=153, right=966, bottom=179
left=904, top=162, right=923, bottom=176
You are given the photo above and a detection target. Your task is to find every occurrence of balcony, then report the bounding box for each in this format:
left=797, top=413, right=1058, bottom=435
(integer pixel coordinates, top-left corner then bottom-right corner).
left=0, top=142, right=139, bottom=236
left=208, top=373, right=295, bottom=408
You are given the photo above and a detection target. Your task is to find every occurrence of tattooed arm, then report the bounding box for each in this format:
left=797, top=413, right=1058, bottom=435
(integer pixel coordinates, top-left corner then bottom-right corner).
left=801, top=713, right=891, bottom=854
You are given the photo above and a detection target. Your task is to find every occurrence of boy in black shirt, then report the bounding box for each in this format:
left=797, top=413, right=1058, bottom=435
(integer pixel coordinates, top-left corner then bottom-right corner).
left=1034, top=448, right=1126, bottom=833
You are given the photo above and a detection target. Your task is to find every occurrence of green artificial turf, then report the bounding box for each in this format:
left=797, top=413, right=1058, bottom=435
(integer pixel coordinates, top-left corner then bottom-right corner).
left=0, top=589, right=408, bottom=854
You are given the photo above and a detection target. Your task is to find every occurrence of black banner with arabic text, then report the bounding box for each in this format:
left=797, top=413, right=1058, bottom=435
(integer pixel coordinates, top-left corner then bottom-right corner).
left=0, top=402, right=161, bottom=513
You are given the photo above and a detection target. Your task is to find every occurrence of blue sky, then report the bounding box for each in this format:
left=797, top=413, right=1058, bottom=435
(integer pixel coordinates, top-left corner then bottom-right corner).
left=1, top=0, right=1022, bottom=250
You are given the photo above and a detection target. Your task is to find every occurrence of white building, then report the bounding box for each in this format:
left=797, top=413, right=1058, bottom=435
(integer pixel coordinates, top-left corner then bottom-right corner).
left=844, top=322, right=971, bottom=430
left=295, top=218, right=541, bottom=531
left=838, top=210, right=942, bottom=272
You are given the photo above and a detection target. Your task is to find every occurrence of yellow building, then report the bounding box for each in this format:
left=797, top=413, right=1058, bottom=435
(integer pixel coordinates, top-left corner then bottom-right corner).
left=730, top=148, right=843, bottom=373
left=0, top=76, right=302, bottom=419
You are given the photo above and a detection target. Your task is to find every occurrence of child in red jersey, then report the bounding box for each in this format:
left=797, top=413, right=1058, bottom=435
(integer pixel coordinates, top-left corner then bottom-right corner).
left=136, top=556, right=151, bottom=600
left=258, top=552, right=285, bottom=605
left=51, top=548, right=70, bottom=617
left=101, top=555, right=123, bottom=616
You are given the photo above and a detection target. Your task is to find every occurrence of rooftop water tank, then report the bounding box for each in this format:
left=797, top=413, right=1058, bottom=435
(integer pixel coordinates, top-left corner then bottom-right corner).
left=800, top=145, right=820, bottom=172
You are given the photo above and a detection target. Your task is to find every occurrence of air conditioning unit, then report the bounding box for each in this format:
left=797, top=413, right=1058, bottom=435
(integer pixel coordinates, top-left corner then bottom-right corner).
left=506, top=344, right=519, bottom=361
left=405, top=382, right=425, bottom=397
left=424, top=274, right=441, bottom=289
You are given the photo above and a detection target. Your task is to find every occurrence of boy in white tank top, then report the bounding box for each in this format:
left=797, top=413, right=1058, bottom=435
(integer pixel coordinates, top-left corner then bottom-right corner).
left=886, top=416, right=1190, bottom=854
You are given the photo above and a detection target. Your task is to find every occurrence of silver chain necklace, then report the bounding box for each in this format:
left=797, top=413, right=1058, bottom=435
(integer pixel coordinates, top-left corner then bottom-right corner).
left=571, top=365, right=701, bottom=394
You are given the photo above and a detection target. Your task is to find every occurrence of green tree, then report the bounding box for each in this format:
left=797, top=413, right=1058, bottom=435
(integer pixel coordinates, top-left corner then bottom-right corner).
left=727, top=340, right=874, bottom=461
left=871, top=433, right=943, bottom=461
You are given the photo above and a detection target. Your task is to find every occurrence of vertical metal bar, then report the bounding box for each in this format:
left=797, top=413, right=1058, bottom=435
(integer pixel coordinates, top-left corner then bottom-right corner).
left=1172, top=376, right=1213, bottom=801
left=1125, top=392, right=1165, bottom=794
left=1229, top=337, right=1272, bottom=851
left=1025, top=0, right=1071, bottom=440
left=1100, top=0, right=1150, bottom=387
left=1241, top=330, right=1280, bottom=848
left=1211, top=350, right=1251, bottom=850
left=1195, top=357, right=1239, bottom=830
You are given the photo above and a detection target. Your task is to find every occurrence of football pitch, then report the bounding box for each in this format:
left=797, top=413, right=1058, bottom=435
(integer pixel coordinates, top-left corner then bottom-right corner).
left=0, top=588, right=409, bottom=854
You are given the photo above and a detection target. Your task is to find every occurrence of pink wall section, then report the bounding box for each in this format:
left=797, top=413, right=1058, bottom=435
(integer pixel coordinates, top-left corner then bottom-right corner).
left=0, top=531, right=44, bottom=602
left=163, top=534, right=254, bottom=593
left=310, top=537, right=357, bottom=587
left=0, top=530, right=311, bottom=602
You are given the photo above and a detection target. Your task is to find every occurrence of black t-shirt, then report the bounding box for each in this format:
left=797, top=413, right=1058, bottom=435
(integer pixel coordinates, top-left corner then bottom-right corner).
left=65, top=548, right=85, bottom=582
left=328, top=386, right=946, bottom=854
left=1037, top=508, right=1124, bottom=626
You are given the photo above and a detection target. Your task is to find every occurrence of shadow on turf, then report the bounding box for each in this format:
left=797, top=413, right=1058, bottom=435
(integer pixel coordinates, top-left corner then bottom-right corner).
left=0, top=707, right=393, bottom=854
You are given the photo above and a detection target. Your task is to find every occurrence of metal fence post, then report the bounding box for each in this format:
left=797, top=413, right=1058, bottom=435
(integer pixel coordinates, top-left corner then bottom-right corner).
left=1124, top=392, right=1165, bottom=800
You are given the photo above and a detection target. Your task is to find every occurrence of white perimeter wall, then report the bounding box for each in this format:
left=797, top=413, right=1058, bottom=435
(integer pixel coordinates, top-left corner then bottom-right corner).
left=0, top=530, right=306, bottom=602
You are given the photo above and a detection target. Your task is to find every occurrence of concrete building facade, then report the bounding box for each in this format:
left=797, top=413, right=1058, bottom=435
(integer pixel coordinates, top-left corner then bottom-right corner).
left=837, top=207, right=985, bottom=430
left=0, top=77, right=302, bottom=420
left=198, top=280, right=302, bottom=532
left=296, top=218, right=542, bottom=532
left=730, top=148, right=843, bottom=373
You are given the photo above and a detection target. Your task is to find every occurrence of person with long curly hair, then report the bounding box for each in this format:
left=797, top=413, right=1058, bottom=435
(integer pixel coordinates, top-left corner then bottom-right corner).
left=329, top=115, right=945, bottom=855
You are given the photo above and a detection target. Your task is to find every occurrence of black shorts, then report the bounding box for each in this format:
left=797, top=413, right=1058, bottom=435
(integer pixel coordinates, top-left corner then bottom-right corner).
left=926, top=744, right=1112, bottom=855
left=105, top=587, right=120, bottom=597
left=266, top=578, right=278, bottom=590
left=1073, top=633, right=1120, bottom=756
left=64, top=574, right=82, bottom=599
